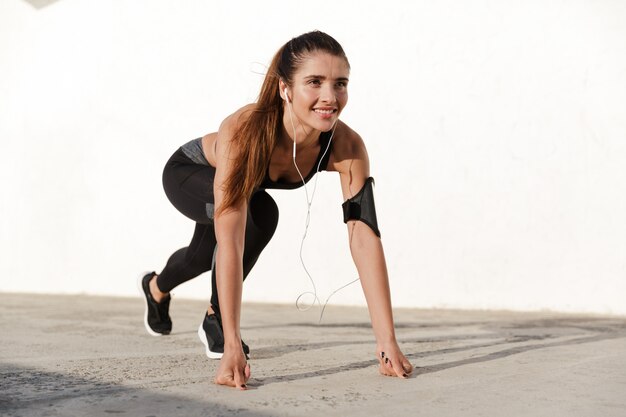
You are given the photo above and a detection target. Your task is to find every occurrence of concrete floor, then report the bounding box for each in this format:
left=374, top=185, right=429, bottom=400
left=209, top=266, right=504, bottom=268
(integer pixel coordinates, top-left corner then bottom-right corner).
left=1, top=293, right=626, bottom=417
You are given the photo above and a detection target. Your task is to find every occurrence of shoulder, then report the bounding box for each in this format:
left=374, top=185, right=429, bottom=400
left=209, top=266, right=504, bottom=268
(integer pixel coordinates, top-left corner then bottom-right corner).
left=332, top=121, right=364, bottom=153
left=219, top=103, right=257, bottom=134
left=328, top=121, right=369, bottom=172
left=213, top=104, right=257, bottom=164
left=216, top=103, right=257, bottom=151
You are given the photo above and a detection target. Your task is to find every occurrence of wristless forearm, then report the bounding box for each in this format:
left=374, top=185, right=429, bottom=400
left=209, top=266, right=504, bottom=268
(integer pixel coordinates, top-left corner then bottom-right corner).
left=215, top=243, right=244, bottom=346
left=349, top=224, right=397, bottom=344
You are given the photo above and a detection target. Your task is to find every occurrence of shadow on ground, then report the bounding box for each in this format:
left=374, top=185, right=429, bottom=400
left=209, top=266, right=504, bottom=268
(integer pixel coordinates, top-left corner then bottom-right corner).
left=0, top=363, right=271, bottom=417
left=254, top=317, right=626, bottom=385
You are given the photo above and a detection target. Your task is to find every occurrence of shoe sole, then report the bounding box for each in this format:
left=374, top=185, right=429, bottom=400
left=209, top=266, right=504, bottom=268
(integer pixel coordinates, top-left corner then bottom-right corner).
left=137, top=271, right=165, bottom=337
left=197, top=322, right=224, bottom=359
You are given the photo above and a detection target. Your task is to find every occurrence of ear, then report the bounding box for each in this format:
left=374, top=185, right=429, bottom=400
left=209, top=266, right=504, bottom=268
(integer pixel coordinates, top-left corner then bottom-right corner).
left=278, top=79, right=289, bottom=102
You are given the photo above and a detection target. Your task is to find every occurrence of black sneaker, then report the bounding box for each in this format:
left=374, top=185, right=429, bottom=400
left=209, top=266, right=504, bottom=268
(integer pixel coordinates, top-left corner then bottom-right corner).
left=197, top=312, right=250, bottom=359
left=138, top=271, right=172, bottom=336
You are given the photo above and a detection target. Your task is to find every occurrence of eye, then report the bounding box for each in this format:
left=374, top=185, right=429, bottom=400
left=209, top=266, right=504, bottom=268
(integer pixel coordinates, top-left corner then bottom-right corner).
left=335, top=81, right=348, bottom=91
left=307, top=79, right=322, bottom=86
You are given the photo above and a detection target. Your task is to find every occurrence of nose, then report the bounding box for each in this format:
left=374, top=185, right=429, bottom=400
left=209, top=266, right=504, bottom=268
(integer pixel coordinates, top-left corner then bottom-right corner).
left=319, top=83, right=337, bottom=104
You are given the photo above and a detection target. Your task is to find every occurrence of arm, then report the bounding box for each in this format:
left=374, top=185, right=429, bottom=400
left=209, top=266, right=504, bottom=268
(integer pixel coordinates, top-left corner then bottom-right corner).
left=212, top=113, right=251, bottom=390
left=335, top=132, right=413, bottom=378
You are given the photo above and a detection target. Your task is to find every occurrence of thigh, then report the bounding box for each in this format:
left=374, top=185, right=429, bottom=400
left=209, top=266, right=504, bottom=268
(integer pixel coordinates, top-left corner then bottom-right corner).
left=162, top=148, right=217, bottom=224
left=248, top=190, right=279, bottom=233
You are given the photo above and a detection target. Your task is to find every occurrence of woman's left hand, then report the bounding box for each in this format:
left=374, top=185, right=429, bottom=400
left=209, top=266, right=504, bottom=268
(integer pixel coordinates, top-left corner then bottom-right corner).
left=377, top=341, right=413, bottom=378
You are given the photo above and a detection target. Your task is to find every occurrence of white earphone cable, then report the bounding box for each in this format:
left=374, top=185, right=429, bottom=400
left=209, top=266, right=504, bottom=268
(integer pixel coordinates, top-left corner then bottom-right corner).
left=286, top=97, right=359, bottom=323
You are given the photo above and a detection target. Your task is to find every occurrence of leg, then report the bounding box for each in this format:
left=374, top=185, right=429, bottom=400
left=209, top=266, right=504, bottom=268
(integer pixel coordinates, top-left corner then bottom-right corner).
left=140, top=147, right=217, bottom=336
left=155, top=222, right=216, bottom=293
left=154, top=147, right=219, bottom=295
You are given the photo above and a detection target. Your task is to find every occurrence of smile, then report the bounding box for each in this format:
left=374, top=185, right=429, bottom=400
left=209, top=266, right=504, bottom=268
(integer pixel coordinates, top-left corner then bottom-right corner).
left=313, top=108, right=337, bottom=114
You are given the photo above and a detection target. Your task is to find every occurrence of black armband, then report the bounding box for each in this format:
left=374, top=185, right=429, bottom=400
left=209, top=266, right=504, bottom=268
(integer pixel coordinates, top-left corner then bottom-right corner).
left=342, top=177, right=381, bottom=237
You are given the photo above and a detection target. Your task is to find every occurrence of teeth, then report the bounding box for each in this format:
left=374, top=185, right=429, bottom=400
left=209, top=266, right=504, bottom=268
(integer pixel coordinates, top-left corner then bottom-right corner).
left=314, top=109, right=335, bottom=114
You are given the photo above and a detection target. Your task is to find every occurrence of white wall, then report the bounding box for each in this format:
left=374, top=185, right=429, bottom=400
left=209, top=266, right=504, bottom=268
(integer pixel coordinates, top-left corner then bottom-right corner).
left=1, top=0, right=625, bottom=315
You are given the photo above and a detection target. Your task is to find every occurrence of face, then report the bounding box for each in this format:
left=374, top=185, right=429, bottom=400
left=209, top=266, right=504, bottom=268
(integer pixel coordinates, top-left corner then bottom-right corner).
left=284, top=51, right=350, bottom=135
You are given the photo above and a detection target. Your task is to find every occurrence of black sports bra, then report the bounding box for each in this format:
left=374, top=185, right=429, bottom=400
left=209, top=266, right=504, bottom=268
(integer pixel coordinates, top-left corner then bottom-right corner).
left=179, top=130, right=333, bottom=190
left=259, top=130, right=333, bottom=190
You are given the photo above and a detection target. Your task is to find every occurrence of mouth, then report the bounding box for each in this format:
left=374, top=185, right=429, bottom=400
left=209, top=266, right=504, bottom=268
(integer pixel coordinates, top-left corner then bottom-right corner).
left=313, top=107, right=338, bottom=118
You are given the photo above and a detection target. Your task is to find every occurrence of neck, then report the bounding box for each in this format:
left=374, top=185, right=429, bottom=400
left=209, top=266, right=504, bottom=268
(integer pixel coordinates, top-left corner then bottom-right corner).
left=279, top=112, right=320, bottom=152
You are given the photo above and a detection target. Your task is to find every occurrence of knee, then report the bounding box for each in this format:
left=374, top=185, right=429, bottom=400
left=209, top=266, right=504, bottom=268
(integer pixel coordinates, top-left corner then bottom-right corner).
left=183, top=252, right=213, bottom=275
left=248, top=190, right=279, bottom=234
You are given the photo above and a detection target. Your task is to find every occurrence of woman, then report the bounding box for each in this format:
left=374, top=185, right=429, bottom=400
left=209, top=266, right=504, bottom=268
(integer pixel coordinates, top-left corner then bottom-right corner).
left=140, top=30, right=413, bottom=390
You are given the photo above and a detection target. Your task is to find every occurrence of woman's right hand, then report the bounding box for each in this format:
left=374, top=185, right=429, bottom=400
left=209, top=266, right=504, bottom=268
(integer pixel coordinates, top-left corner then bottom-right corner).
left=214, top=347, right=251, bottom=390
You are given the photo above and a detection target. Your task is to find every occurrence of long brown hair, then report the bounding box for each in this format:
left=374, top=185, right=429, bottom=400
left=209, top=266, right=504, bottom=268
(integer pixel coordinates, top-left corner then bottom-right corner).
left=218, top=30, right=350, bottom=215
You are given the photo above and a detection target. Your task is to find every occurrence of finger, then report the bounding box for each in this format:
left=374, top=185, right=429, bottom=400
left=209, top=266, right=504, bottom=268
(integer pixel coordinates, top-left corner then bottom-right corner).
left=234, top=368, right=247, bottom=390
left=377, top=352, right=385, bottom=367
left=380, top=351, right=389, bottom=366
left=377, top=353, right=387, bottom=373
left=379, top=363, right=394, bottom=376
left=390, top=357, right=407, bottom=379
left=378, top=352, right=397, bottom=377
left=244, top=363, right=251, bottom=381
left=381, top=357, right=395, bottom=376
left=385, top=356, right=393, bottom=371
left=402, top=359, right=414, bottom=375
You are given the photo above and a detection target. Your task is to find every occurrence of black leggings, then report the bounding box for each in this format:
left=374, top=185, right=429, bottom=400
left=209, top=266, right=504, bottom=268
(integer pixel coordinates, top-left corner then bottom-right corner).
left=156, top=147, right=279, bottom=316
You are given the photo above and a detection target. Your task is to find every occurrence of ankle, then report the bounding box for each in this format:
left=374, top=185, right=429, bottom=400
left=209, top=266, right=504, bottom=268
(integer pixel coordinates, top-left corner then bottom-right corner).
left=149, top=275, right=168, bottom=303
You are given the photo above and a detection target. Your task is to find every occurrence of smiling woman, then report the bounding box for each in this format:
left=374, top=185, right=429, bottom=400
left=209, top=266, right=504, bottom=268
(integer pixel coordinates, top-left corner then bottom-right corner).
left=139, top=30, right=413, bottom=390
